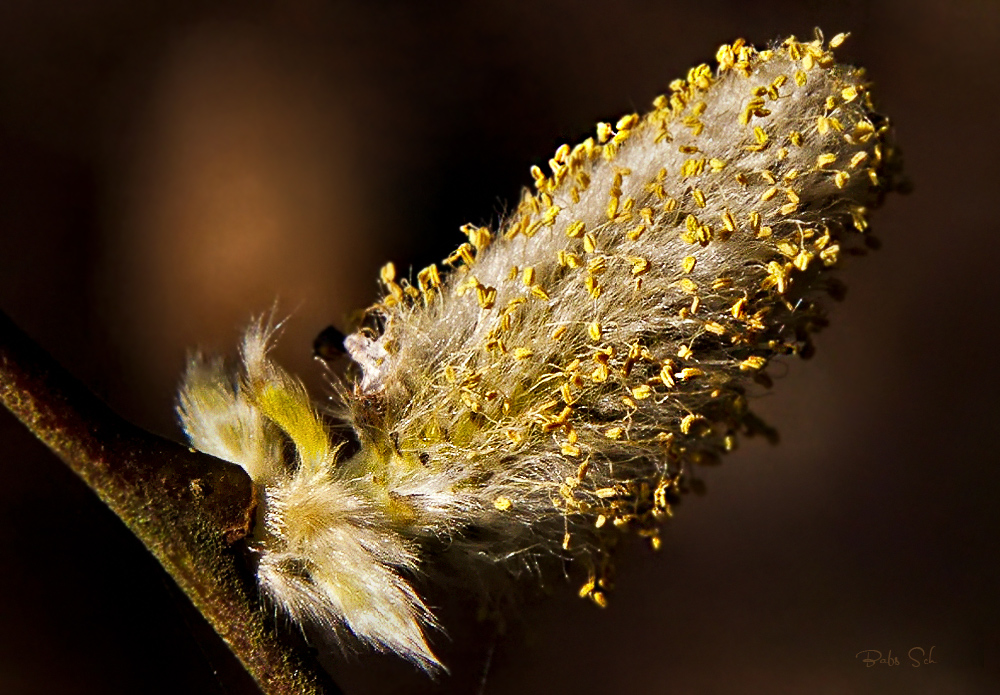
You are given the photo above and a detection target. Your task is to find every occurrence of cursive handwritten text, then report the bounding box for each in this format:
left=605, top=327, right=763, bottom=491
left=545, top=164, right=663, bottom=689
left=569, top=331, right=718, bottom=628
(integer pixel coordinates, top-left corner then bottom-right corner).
left=855, top=646, right=937, bottom=667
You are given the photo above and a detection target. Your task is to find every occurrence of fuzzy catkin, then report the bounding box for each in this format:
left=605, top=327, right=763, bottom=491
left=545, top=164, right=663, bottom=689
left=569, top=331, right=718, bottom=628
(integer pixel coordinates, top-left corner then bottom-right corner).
left=178, top=32, right=898, bottom=672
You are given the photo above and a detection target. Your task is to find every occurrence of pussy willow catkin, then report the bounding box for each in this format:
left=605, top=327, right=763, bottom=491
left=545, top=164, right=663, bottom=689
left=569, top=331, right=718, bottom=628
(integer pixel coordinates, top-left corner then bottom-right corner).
left=179, top=32, right=898, bottom=671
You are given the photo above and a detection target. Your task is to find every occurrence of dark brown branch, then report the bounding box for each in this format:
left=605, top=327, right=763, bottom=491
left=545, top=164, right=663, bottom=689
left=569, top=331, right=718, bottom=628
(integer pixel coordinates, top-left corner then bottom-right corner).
left=0, top=309, right=342, bottom=695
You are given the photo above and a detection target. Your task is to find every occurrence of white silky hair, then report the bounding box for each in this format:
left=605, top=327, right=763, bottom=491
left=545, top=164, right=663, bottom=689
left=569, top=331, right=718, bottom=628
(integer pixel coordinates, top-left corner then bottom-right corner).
left=179, top=32, right=897, bottom=672
left=180, top=326, right=441, bottom=670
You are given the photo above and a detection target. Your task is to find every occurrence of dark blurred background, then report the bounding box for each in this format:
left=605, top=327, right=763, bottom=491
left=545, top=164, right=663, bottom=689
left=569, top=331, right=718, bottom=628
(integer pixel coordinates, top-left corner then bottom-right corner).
left=0, top=0, right=995, bottom=693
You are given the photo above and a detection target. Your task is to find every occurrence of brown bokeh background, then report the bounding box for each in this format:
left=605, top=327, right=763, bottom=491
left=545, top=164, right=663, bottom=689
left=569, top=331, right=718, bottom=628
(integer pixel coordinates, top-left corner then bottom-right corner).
left=0, top=1, right=995, bottom=693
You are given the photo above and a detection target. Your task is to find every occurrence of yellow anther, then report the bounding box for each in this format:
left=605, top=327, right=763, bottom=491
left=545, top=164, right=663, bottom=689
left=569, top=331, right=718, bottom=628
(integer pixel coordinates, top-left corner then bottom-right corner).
left=632, top=384, right=653, bottom=400
left=561, top=442, right=582, bottom=457
left=587, top=256, right=607, bottom=275
left=380, top=262, right=396, bottom=284
left=676, top=278, right=698, bottom=294
left=530, top=165, right=546, bottom=186
left=816, top=152, right=837, bottom=168
left=793, top=250, right=815, bottom=271
left=417, top=264, right=441, bottom=291
left=740, top=356, right=767, bottom=371
left=588, top=322, right=602, bottom=341
left=681, top=158, right=706, bottom=177
left=628, top=257, right=650, bottom=276
left=476, top=285, right=497, bottom=310
left=616, top=113, right=639, bottom=130
left=677, top=367, right=704, bottom=381
left=722, top=210, right=737, bottom=233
